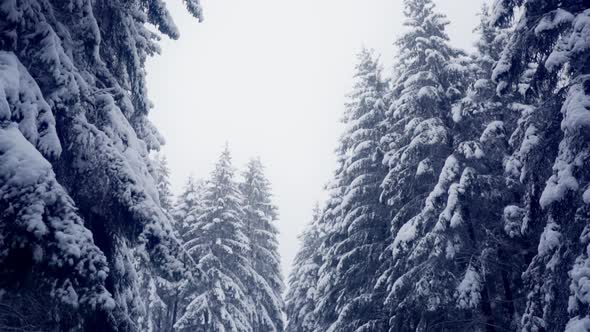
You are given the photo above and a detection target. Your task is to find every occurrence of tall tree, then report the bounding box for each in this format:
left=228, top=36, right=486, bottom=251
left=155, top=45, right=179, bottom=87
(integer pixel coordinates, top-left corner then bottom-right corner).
left=138, top=153, right=186, bottom=332
left=153, top=153, right=175, bottom=213
left=313, top=48, right=390, bottom=332
left=285, top=204, right=324, bottom=332
left=174, top=176, right=206, bottom=239
left=312, top=149, right=349, bottom=331
left=175, top=146, right=253, bottom=332
left=145, top=175, right=207, bottom=332
left=492, top=1, right=590, bottom=331
left=240, top=158, right=285, bottom=331
left=412, top=6, right=530, bottom=331
left=378, top=0, right=471, bottom=330
left=0, top=0, right=202, bottom=330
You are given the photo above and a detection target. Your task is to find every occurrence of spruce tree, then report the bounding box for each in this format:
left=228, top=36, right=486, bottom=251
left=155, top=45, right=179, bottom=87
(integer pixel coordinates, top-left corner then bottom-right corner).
left=285, top=204, right=324, bottom=332
left=313, top=48, right=390, bottom=332
left=240, top=158, right=285, bottom=331
left=492, top=1, right=590, bottom=330
left=406, top=6, right=530, bottom=330
left=175, top=146, right=253, bottom=332
left=136, top=257, right=168, bottom=332
left=312, top=156, right=348, bottom=331
left=379, top=0, right=471, bottom=329
left=0, top=1, right=202, bottom=330
left=153, top=153, right=175, bottom=213
left=174, top=176, right=206, bottom=239
left=148, top=175, right=207, bottom=332
left=138, top=153, right=189, bottom=332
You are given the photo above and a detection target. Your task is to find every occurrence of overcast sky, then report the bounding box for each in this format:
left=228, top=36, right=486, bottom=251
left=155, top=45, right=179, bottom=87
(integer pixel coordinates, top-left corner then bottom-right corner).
left=147, top=0, right=485, bottom=281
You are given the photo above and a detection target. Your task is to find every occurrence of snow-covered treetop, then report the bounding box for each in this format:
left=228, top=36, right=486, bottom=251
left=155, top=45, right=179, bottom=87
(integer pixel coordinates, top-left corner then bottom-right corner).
left=176, top=146, right=255, bottom=332
left=241, top=157, right=278, bottom=221
left=389, top=0, right=465, bottom=121
left=402, top=0, right=451, bottom=37
left=340, top=48, right=385, bottom=152
left=185, top=144, right=245, bottom=244
left=213, top=145, right=234, bottom=182
left=152, top=153, right=174, bottom=212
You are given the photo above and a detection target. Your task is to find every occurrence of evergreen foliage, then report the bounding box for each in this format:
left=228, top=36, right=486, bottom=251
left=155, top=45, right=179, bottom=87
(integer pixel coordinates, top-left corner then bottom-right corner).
left=241, top=158, right=285, bottom=331
left=0, top=0, right=202, bottom=330
left=4, top=0, right=590, bottom=331
left=314, top=48, right=390, bottom=332
left=175, top=147, right=253, bottom=332
left=287, top=1, right=590, bottom=331
left=285, top=204, right=324, bottom=332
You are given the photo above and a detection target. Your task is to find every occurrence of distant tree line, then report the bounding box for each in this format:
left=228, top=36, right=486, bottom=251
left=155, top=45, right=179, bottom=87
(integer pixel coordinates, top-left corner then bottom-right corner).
left=141, top=151, right=284, bottom=332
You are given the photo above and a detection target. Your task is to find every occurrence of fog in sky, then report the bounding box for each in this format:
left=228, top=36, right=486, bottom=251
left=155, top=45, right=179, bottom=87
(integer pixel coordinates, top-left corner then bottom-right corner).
left=147, top=0, right=485, bottom=280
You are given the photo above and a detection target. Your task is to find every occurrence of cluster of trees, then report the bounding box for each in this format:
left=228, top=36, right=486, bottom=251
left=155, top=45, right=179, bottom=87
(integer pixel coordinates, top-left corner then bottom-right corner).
left=286, top=0, right=590, bottom=331
left=0, top=0, right=281, bottom=331
left=140, top=150, right=284, bottom=332
left=2, top=0, right=590, bottom=331
left=0, top=0, right=204, bottom=330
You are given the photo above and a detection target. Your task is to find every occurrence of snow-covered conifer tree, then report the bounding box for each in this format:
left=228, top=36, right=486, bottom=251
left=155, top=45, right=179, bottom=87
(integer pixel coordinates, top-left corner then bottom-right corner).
left=312, top=48, right=390, bottom=332
left=388, top=6, right=532, bottom=330
left=152, top=153, right=175, bottom=213
left=174, top=176, right=206, bottom=238
left=140, top=175, right=206, bottom=332
left=175, top=146, right=253, bottom=332
left=311, top=159, right=348, bottom=331
left=285, top=204, right=324, bottom=332
left=240, top=158, right=285, bottom=331
left=380, top=0, right=468, bottom=210
left=0, top=0, right=203, bottom=330
left=379, top=0, right=473, bottom=329
left=492, top=1, right=590, bottom=330
left=137, top=153, right=185, bottom=332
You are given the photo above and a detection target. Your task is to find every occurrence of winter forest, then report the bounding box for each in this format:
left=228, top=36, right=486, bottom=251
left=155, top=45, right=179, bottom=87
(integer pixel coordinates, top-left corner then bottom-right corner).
left=1, top=0, right=590, bottom=331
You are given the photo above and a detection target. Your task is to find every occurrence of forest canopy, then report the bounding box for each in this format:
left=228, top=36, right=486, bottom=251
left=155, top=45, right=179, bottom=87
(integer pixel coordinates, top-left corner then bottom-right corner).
left=1, top=0, right=590, bottom=332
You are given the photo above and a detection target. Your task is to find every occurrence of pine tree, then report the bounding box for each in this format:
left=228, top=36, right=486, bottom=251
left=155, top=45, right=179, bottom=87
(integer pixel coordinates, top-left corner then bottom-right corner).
left=240, top=158, right=285, bottom=331
left=405, top=6, right=531, bottom=331
left=312, top=48, right=390, bottom=332
left=175, top=146, right=254, bottom=332
left=491, top=1, right=590, bottom=330
left=381, top=0, right=468, bottom=214
left=312, top=156, right=348, bottom=331
left=285, top=204, right=324, bottom=332
left=153, top=153, right=175, bottom=213
left=141, top=175, right=206, bottom=332
left=378, top=0, right=472, bottom=329
left=174, top=176, right=206, bottom=238
left=137, top=153, right=185, bottom=332
left=136, top=255, right=168, bottom=332
left=0, top=0, right=203, bottom=330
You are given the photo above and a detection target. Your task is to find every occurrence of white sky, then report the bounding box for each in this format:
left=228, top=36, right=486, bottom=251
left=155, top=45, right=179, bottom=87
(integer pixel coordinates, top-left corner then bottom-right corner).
left=147, top=0, right=485, bottom=281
